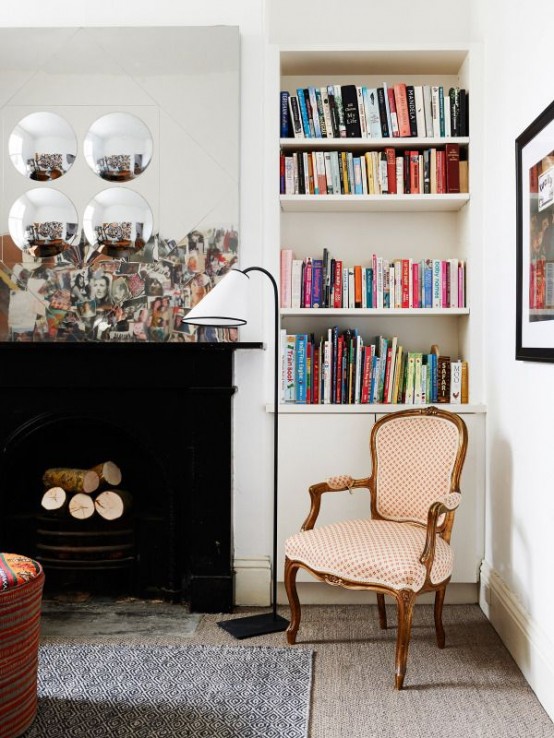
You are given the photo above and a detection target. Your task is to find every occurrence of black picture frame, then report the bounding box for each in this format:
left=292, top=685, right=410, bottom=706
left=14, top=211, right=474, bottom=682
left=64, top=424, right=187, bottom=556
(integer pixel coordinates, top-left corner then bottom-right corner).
left=516, top=99, right=554, bottom=361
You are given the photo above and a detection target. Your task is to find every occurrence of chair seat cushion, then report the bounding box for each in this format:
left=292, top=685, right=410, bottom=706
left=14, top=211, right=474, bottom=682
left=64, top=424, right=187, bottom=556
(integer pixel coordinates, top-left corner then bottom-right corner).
left=0, top=553, right=43, bottom=592
left=285, top=519, right=453, bottom=591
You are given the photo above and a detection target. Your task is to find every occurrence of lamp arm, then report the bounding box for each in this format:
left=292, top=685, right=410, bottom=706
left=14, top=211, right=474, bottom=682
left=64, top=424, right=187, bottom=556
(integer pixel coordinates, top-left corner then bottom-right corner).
left=243, top=266, right=280, bottom=617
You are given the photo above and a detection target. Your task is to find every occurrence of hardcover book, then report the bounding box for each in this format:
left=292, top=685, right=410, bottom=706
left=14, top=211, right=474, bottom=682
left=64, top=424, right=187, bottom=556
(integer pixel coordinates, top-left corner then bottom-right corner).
left=341, top=84, right=362, bottom=137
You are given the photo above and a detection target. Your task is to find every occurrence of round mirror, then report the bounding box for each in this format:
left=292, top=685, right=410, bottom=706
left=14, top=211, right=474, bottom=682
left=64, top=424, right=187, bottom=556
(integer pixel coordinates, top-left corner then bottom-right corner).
left=83, top=188, right=153, bottom=256
left=8, top=189, right=79, bottom=257
left=84, top=113, right=153, bottom=181
left=9, top=112, right=77, bottom=180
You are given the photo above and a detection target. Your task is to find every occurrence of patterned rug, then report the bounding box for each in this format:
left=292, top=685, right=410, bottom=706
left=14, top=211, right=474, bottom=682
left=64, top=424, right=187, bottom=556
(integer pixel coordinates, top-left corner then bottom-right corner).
left=27, top=643, right=313, bottom=737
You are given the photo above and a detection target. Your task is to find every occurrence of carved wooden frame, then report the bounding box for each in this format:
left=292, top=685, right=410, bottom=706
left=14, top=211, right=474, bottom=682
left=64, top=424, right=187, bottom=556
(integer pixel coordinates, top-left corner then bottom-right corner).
left=284, top=406, right=468, bottom=689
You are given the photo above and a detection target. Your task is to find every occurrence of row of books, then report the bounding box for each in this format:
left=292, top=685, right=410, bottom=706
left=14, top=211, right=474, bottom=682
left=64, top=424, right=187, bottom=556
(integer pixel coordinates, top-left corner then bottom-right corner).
left=280, top=250, right=467, bottom=310
left=280, top=145, right=466, bottom=196
left=280, top=84, right=469, bottom=141
left=281, top=330, right=469, bottom=405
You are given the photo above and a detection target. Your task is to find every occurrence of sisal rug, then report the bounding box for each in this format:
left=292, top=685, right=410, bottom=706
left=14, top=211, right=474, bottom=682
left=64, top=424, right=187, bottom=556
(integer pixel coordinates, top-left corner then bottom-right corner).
left=27, top=643, right=313, bottom=738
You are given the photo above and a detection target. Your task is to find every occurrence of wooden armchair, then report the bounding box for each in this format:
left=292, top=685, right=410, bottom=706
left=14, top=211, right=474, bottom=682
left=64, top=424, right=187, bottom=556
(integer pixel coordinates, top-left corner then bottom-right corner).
left=284, top=406, right=468, bottom=689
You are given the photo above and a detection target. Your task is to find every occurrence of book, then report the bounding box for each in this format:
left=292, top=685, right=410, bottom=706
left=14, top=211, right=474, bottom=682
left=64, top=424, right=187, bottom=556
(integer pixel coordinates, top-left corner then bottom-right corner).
left=333, top=84, right=347, bottom=138
left=450, top=359, right=462, bottom=403
left=308, top=87, right=322, bottom=137
left=280, top=249, right=294, bottom=307
left=341, top=84, right=362, bottom=137
left=437, top=355, right=451, bottom=403
left=363, top=87, right=382, bottom=138
left=357, top=86, right=368, bottom=138
left=414, top=85, right=426, bottom=138
left=382, top=82, right=394, bottom=138
left=288, top=96, right=303, bottom=138
left=280, top=91, right=290, bottom=138
left=291, top=259, right=303, bottom=308
left=393, top=83, right=411, bottom=137
left=296, top=88, right=311, bottom=138
left=283, top=333, right=296, bottom=402
left=320, top=87, right=333, bottom=138
left=461, top=361, right=469, bottom=403
left=406, top=85, right=418, bottom=137
left=295, top=334, right=308, bottom=403
left=445, top=143, right=461, bottom=193
left=422, top=85, right=434, bottom=137
left=376, top=87, right=390, bottom=137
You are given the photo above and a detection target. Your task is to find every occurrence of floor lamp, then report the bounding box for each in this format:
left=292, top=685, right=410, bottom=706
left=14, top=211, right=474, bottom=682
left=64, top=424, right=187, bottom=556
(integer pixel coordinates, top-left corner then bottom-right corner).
left=183, top=267, right=289, bottom=638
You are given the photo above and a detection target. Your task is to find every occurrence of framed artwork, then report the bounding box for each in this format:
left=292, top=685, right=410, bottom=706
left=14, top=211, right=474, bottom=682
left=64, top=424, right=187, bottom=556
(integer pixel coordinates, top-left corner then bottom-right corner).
left=516, top=99, right=554, bottom=361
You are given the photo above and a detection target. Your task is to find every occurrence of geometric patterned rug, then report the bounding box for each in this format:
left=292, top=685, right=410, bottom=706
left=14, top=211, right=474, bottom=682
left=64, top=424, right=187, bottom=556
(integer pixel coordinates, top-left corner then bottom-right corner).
left=26, top=643, right=313, bottom=737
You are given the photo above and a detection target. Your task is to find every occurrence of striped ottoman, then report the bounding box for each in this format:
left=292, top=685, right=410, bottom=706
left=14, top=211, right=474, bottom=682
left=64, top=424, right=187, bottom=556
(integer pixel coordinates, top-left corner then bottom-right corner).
left=0, top=553, right=44, bottom=738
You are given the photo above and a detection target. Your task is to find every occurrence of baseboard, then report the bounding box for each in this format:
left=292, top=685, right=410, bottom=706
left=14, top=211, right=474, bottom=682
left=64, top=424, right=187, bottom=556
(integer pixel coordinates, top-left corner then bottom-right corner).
left=480, top=561, right=554, bottom=721
left=234, top=557, right=271, bottom=606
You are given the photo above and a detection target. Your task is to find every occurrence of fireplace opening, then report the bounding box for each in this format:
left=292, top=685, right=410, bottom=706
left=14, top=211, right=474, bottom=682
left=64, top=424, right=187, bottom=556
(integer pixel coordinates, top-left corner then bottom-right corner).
left=0, top=411, right=182, bottom=600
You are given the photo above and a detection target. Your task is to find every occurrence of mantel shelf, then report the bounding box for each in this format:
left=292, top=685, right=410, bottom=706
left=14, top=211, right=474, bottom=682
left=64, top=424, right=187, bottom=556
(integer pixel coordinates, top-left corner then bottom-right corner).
left=281, top=308, right=469, bottom=317
left=280, top=136, right=469, bottom=150
left=280, top=194, right=470, bottom=212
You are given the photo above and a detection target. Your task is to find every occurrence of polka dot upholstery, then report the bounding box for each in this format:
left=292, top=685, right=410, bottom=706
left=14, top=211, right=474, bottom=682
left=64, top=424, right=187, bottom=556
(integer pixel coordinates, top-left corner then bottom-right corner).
left=286, top=518, right=453, bottom=591
left=374, top=416, right=460, bottom=525
left=0, top=553, right=45, bottom=738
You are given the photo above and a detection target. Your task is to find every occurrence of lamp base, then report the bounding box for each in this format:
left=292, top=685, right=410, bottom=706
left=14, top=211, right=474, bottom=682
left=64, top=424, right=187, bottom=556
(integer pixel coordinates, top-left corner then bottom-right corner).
left=217, top=612, right=289, bottom=639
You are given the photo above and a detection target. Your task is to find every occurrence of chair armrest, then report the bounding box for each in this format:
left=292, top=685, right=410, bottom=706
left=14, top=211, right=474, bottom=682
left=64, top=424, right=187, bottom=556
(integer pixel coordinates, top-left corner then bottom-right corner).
left=301, top=475, right=370, bottom=531
left=419, top=492, right=462, bottom=569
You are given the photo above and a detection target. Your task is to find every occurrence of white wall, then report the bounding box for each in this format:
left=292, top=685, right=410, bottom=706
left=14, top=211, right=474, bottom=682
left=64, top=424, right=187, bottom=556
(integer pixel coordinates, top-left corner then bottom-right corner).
left=472, top=0, right=554, bottom=720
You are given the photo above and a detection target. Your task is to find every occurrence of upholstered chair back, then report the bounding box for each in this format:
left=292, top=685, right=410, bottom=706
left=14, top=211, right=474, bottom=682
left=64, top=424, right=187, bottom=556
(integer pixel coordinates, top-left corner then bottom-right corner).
left=372, top=414, right=461, bottom=525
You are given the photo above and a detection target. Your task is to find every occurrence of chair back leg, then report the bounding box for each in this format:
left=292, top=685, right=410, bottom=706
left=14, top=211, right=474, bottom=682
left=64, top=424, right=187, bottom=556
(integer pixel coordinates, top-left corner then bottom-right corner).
left=376, top=593, right=387, bottom=629
left=434, top=585, right=447, bottom=648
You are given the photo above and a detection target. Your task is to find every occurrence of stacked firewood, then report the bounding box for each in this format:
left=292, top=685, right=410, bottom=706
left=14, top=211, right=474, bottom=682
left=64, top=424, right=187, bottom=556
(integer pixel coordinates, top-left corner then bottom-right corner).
left=40, top=461, right=132, bottom=521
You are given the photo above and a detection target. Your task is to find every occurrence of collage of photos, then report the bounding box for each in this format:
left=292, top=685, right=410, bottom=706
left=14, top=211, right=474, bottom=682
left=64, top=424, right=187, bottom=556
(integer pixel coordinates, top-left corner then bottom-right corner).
left=3, top=226, right=239, bottom=343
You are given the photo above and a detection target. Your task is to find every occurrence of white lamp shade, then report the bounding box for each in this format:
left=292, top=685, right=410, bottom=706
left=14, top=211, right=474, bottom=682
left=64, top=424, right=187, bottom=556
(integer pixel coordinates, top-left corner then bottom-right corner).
left=182, top=269, right=250, bottom=326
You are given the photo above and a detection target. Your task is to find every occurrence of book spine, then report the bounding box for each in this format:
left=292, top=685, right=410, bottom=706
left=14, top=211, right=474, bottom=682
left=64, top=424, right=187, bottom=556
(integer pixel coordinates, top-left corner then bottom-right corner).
left=333, top=85, right=347, bottom=138
left=437, top=356, right=451, bottom=403
left=291, top=259, right=303, bottom=308
left=341, top=84, right=362, bottom=137
left=445, top=143, right=461, bottom=193
left=414, top=85, right=425, bottom=138
left=284, top=334, right=296, bottom=402
left=296, top=88, right=311, bottom=138
left=357, top=86, right=368, bottom=138
left=308, top=87, right=321, bottom=137
left=288, top=96, right=303, bottom=138
left=280, top=91, right=290, bottom=138
left=406, top=85, right=418, bottom=137
left=450, top=359, right=462, bottom=403
left=394, top=83, right=411, bottom=137
left=295, top=334, right=308, bottom=403
left=376, top=87, right=390, bottom=137
left=461, top=361, right=469, bottom=403
left=311, top=259, right=323, bottom=308
left=321, top=87, right=334, bottom=138
left=280, top=248, right=293, bottom=308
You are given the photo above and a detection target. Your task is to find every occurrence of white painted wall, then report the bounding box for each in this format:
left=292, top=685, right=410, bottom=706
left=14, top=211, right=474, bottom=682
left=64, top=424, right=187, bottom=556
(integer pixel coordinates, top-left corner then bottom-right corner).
left=472, top=0, right=554, bottom=720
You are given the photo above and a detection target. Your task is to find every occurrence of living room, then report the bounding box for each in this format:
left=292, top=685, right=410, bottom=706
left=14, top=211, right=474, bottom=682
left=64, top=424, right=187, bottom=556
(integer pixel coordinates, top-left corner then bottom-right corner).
left=0, top=1, right=553, bottom=737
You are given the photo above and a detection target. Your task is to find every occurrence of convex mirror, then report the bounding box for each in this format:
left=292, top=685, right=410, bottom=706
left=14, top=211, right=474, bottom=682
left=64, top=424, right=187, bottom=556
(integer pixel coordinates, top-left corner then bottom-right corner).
left=84, top=113, right=153, bottom=182
left=9, top=112, right=77, bottom=180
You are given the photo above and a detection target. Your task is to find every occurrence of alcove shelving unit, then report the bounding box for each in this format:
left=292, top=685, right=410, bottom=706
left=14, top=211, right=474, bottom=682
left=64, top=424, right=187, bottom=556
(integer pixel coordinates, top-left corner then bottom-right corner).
left=265, top=44, right=486, bottom=596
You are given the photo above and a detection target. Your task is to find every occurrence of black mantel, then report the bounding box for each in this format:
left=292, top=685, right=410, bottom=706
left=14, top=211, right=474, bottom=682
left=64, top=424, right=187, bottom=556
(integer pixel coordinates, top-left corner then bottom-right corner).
left=0, top=341, right=262, bottom=613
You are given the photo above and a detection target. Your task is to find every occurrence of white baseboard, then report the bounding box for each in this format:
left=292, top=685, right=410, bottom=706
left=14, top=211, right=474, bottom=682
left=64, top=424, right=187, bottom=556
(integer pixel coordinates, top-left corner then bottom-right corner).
left=234, top=557, right=271, bottom=606
left=480, top=560, right=554, bottom=721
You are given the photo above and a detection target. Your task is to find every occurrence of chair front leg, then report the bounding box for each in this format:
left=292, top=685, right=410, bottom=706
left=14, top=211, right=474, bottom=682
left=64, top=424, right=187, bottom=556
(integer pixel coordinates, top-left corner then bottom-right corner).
left=394, top=590, right=416, bottom=690
left=284, top=557, right=301, bottom=645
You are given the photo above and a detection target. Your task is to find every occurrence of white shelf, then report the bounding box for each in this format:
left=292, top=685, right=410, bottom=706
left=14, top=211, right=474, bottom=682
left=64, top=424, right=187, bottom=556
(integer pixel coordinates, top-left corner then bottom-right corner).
left=281, top=307, right=469, bottom=317
left=267, top=403, right=486, bottom=414
left=280, top=136, right=469, bottom=151
left=280, top=194, right=469, bottom=212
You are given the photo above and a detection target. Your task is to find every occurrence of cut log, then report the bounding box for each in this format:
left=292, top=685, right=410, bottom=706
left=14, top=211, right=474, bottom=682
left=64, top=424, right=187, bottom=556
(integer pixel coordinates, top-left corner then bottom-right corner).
left=68, top=493, right=95, bottom=520
left=42, top=468, right=100, bottom=494
left=91, top=460, right=122, bottom=487
left=41, top=486, right=67, bottom=511
left=94, top=490, right=133, bottom=521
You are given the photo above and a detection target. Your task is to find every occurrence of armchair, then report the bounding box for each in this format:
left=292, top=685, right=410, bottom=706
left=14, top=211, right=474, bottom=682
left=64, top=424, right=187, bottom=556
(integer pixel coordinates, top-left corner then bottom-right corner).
left=284, top=406, right=468, bottom=689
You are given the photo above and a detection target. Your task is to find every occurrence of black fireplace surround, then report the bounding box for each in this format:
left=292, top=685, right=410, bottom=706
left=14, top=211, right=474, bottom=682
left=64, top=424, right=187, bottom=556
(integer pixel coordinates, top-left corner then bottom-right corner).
left=0, top=341, right=261, bottom=612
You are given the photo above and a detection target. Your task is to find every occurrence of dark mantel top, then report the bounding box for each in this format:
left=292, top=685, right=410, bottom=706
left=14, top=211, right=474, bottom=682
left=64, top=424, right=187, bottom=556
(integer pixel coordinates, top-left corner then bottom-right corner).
left=0, top=341, right=264, bottom=390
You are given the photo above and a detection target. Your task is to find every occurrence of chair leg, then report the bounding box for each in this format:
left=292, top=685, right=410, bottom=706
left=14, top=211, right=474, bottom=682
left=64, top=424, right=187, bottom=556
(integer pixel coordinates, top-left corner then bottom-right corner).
left=284, top=557, right=301, bottom=645
left=394, top=590, right=416, bottom=690
left=377, top=593, right=387, bottom=629
left=434, top=585, right=447, bottom=649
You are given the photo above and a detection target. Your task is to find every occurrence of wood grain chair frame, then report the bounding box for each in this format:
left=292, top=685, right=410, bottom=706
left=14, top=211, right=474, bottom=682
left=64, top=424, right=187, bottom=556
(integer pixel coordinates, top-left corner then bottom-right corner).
left=284, top=406, right=468, bottom=689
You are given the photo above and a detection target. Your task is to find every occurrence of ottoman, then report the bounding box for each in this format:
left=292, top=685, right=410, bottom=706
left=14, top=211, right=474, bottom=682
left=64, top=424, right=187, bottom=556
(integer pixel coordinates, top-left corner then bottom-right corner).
left=0, top=553, right=44, bottom=738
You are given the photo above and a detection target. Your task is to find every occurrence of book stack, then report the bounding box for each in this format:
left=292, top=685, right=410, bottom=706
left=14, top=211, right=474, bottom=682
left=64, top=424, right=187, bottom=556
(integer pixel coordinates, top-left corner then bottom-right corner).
left=281, top=330, right=469, bottom=406
left=280, top=84, right=469, bottom=141
left=280, top=249, right=466, bottom=310
left=280, top=144, right=466, bottom=196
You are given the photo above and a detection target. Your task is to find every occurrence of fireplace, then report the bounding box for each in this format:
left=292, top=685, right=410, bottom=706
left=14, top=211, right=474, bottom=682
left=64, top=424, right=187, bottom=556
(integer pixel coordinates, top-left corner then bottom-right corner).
left=0, top=341, right=260, bottom=612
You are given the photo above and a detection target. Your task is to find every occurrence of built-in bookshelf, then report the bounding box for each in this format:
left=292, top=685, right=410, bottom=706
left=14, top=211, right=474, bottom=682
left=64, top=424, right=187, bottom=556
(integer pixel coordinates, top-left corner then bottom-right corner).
left=267, top=45, right=485, bottom=594
left=273, top=46, right=483, bottom=414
